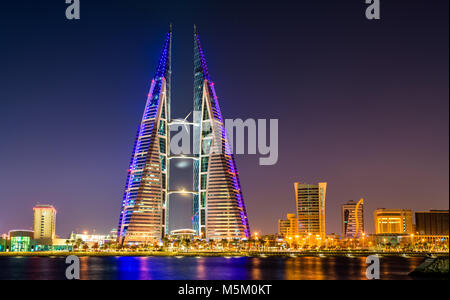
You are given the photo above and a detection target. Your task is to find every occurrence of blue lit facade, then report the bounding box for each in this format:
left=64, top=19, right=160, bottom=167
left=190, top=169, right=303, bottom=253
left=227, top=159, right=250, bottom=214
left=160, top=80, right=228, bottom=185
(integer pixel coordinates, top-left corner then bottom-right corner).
left=192, top=28, right=251, bottom=240
left=118, top=27, right=250, bottom=243
left=117, top=30, right=172, bottom=245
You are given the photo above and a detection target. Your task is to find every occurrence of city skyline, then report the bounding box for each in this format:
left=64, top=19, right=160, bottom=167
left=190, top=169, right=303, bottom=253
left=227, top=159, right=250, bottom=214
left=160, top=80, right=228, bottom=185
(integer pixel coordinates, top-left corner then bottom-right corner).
left=0, top=1, right=448, bottom=238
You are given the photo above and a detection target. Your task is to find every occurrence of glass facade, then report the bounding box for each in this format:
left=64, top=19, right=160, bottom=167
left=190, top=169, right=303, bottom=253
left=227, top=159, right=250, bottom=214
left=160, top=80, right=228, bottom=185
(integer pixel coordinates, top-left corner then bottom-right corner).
left=192, top=28, right=250, bottom=240
left=118, top=27, right=250, bottom=243
left=11, top=237, right=31, bottom=252
left=295, top=182, right=327, bottom=237
left=341, top=199, right=365, bottom=239
left=117, top=30, right=172, bottom=245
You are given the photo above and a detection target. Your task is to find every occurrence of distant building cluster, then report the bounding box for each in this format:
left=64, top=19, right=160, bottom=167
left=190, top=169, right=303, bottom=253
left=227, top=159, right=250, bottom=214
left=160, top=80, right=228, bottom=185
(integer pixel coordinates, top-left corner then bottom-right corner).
left=0, top=204, right=116, bottom=252
left=278, top=182, right=449, bottom=248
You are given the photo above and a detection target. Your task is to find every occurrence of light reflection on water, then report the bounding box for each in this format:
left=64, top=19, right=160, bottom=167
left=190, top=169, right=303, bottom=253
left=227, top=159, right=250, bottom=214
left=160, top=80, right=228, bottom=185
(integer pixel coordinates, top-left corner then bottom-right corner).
left=0, top=256, right=426, bottom=280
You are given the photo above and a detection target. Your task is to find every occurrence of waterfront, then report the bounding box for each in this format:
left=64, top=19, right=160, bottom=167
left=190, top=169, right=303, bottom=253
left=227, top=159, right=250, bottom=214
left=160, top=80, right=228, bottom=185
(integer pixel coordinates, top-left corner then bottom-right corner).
left=0, top=256, right=428, bottom=280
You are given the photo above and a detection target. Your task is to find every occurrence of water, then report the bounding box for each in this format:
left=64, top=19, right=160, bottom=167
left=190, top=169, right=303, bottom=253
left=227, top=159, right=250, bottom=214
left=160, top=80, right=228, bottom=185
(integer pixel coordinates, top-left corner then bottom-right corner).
left=0, top=256, right=426, bottom=280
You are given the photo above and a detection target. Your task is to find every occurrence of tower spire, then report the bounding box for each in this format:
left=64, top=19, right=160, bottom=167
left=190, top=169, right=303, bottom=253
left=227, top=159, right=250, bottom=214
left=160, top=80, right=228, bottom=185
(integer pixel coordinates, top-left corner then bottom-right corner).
left=192, top=27, right=251, bottom=240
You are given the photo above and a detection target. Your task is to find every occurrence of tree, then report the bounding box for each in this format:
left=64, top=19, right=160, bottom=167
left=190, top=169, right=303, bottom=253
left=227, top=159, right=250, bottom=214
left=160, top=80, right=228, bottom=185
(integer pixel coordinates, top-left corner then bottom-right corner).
left=75, top=238, right=83, bottom=250
left=92, top=242, right=100, bottom=251
left=65, top=239, right=71, bottom=251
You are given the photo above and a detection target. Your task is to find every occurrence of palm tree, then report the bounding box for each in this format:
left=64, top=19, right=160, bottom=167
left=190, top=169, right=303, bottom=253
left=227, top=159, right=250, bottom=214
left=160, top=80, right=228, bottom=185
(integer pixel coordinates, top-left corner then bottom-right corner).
left=92, top=242, right=100, bottom=252
left=75, top=238, right=83, bottom=251
left=161, top=237, right=169, bottom=251
left=65, top=239, right=71, bottom=251
left=183, top=239, right=192, bottom=251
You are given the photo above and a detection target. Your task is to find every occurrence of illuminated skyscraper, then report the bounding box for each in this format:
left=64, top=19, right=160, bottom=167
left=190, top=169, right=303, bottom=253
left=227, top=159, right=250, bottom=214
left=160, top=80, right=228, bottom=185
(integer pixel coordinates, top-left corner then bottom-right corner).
left=278, top=214, right=299, bottom=238
left=192, top=27, right=250, bottom=240
left=33, top=204, right=57, bottom=245
left=341, top=199, right=364, bottom=239
left=33, top=204, right=56, bottom=245
left=117, top=29, right=172, bottom=245
left=118, top=27, right=250, bottom=244
left=295, top=182, right=327, bottom=237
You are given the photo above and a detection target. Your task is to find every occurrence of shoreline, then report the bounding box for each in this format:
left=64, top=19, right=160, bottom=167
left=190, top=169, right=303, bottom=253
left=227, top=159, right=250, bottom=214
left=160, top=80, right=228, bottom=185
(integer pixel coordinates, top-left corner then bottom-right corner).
left=0, top=251, right=448, bottom=258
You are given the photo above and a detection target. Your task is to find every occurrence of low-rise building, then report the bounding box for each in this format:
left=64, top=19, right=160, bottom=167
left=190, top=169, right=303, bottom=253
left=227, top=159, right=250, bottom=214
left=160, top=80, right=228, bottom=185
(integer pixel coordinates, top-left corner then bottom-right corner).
left=415, top=210, right=449, bottom=235
left=278, top=214, right=298, bottom=238
left=170, top=229, right=196, bottom=240
left=374, top=209, right=413, bottom=234
left=0, top=237, right=7, bottom=252
left=9, top=230, right=35, bottom=252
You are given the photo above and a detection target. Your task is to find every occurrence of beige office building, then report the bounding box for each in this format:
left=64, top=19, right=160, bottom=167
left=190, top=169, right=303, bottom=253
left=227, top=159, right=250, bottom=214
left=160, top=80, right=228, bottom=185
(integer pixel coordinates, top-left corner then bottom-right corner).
left=374, top=209, right=413, bottom=234
left=295, top=182, right=327, bottom=237
left=33, top=204, right=57, bottom=245
left=278, top=214, right=299, bottom=238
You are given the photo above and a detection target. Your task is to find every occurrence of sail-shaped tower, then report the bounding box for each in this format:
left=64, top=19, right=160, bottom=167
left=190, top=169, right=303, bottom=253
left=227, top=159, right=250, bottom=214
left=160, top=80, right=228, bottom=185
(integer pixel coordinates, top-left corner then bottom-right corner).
left=118, top=27, right=250, bottom=245
left=117, top=29, right=172, bottom=245
left=192, top=27, right=251, bottom=240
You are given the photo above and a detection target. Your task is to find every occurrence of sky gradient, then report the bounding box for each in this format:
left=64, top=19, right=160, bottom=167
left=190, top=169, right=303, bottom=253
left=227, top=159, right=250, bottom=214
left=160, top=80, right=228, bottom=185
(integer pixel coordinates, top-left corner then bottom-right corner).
left=0, top=0, right=448, bottom=237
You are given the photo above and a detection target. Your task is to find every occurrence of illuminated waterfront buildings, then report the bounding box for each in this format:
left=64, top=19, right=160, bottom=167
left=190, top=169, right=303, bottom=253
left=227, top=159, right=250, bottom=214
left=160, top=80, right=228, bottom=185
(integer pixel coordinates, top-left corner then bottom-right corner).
left=9, top=230, right=34, bottom=252
left=33, top=204, right=57, bottom=245
left=117, top=27, right=250, bottom=244
left=192, top=27, right=250, bottom=240
left=374, top=209, right=413, bottom=234
left=117, top=29, right=172, bottom=245
left=415, top=210, right=449, bottom=236
left=295, top=182, right=327, bottom=237
left=278, top=218, right=290, bottom=237
left=341, top=199, right=364, bottom=239
left=0, top=236, right=7, bottom=252
left=278, top=214, right=298, bottom=238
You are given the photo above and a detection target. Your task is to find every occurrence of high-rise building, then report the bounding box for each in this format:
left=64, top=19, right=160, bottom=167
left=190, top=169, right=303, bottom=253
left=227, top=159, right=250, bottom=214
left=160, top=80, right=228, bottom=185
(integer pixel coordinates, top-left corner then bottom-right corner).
left=117, top=27, right=250, bottom=244
left=33, top=204, right=56, bottom=245
left=295, top=182, right=327, bottom=237
left=374, top=209, right=413, bottom=234
left=415, top=210, right=449, bottom=235
left=117, top=29, right=172, bottom=245
left=341, top=199, right=364, bottom=239
left=192, top=26, right=250, bottom=240
left=278, top=214, right=298, bottom=238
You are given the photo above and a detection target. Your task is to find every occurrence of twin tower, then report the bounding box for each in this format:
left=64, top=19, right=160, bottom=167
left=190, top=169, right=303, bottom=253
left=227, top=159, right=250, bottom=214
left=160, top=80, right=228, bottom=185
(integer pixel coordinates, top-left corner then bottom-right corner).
left=117, top=27, right=251, bottom=245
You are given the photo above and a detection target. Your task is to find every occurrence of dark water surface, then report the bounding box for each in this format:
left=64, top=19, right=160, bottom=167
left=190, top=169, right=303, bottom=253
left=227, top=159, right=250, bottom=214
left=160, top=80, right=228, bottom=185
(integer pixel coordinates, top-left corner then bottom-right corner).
left=0, top=256, right=425, bottom=280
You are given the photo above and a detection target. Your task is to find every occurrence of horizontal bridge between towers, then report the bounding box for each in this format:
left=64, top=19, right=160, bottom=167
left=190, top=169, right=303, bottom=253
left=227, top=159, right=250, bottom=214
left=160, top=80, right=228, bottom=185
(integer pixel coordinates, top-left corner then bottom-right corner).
left=168, top=155, right=197, bottom=160
left=167, top=190, right=197, bottom=195
left=168, top=120, right=199, bottom=126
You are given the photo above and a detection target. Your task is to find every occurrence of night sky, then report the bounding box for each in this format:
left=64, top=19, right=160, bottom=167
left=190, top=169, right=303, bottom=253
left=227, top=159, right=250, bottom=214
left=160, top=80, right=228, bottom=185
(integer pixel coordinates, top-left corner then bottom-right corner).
left=0, top=0, right=448, bottom=237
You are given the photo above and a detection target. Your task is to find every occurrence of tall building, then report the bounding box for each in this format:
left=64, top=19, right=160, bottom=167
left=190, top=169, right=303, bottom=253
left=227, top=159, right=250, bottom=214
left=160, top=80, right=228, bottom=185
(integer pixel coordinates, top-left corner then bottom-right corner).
left=278, top=214, right=298, bottom=238
left=341, top=199, right=364, bottom=239
left=33, top=204, right=56, bottom=245
left=295, top=182, right=327, bottom=237
left=415, top=210, right=449, bottom=235
left=374, top=209, right=413, bottom=234
left=192, top=26, right=250, bottom=240
left=117, top=27, right=250, bottom=244
left=117, top=29, right=172, bottom=245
